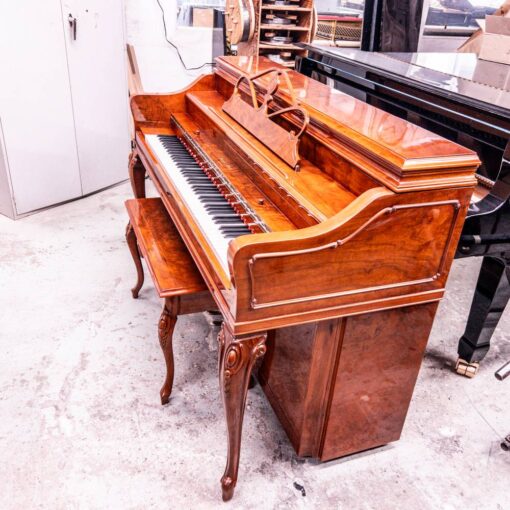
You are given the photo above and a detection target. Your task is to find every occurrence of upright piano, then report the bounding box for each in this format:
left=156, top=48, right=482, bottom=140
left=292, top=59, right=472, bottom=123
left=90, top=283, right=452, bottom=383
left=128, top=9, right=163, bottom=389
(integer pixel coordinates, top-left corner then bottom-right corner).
left=297, top=47, right=510, bottom=377
left=128, top=55, right=478, bottom=500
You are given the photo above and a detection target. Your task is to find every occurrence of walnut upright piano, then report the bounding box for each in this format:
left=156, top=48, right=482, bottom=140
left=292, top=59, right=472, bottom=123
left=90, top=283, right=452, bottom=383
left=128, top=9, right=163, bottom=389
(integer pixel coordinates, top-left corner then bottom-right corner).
left=126, top=56, right=479, bottom=501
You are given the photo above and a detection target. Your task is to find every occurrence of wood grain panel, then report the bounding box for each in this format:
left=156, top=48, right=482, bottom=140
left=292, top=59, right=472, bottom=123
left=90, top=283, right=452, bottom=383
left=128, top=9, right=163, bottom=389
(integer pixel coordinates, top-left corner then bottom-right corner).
left=230, top=187, right=470, bottom=328
left=215, top=56, right=479, bottom=191
left=247, top=200, right=459, bottom=308
left=320, top=302, right=437, bottom=459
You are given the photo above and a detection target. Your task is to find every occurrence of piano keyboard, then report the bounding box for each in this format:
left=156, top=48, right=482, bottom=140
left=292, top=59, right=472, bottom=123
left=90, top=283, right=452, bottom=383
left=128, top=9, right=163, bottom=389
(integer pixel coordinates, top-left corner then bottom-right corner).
left=145, top=134, right=256, bottom=273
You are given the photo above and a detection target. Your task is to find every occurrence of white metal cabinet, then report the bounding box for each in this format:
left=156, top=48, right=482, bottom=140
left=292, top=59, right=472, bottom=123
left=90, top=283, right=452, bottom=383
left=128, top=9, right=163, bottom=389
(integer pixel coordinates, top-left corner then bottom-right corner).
left=0, top=0, right=83, bottom=216
left=61, top=0, right=130, bottom=195
left=0, top=0, right=129, bottom=219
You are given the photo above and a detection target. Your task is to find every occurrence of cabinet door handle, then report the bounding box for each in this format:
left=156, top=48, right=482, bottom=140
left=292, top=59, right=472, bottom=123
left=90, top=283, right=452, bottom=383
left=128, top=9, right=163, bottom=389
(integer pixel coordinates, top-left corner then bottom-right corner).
left=68, top=13, right=77, bottom=40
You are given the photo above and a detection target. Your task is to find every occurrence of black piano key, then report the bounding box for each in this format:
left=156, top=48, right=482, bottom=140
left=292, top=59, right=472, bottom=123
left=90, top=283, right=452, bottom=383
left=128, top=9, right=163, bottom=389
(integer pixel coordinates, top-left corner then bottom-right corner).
left=220, top=226, right=251, bottom=234
left=213, top=219, right=243, bottom=225
left=199, top=197, right=227, bottom=203
left=192, top=187, right=218, bottom=193
left=204, top=202, right=234, bottom=208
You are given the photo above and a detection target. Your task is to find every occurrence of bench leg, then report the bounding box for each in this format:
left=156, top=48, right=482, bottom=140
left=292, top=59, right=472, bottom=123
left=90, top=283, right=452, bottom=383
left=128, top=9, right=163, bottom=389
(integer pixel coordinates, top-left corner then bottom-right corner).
left=125, top=222, right=144, bottom=298
left=129, top=150, right=146, bottom=199
left=218, top=324, right=267, bottom=501
left=159, top=297, right=178, bottom=405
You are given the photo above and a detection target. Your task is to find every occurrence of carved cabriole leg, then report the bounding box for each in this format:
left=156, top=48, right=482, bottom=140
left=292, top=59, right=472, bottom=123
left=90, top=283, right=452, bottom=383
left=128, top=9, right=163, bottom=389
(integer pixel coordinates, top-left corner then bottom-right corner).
left=218, top=324, right=267, bottom=501
left=129, top=150, right=146, bottom=199
left=159, top=297, right=179, bottom=405
left=125, top=222, right=144, bottom=298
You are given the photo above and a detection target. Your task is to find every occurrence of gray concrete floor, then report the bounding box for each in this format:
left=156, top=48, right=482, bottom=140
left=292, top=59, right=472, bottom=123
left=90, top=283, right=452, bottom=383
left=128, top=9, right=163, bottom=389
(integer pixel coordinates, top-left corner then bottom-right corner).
left=0, top=181, right=509, bottom=510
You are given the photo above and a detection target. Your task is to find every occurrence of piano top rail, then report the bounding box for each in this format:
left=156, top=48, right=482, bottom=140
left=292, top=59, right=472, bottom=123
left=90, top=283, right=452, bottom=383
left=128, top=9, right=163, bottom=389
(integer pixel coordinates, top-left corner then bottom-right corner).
left=214, top=56, right=480, bottom=192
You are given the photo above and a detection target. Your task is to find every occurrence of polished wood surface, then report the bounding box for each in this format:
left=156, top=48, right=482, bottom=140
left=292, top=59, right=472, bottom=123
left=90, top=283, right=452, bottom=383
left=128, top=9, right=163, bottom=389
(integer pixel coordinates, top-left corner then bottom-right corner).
left=218, top=324, right=267, bottom=501
left=125, top=221, right=144, bottom=298
left=222, top=68, right=309, bottom=169
left=183, top=91, right=357, bottom=220
left=215, top=57, right=478, bottom=190
left=259, top=302, right=437, bottom=459
left=125, top=198, right=207, bottom=297
left=127, top=56, right=479, bottom=501
left=321, top=302, right=436, bottom=459
left=128, top=150, right=146, bottom=199
left=156, top=292, right=217, bottom=404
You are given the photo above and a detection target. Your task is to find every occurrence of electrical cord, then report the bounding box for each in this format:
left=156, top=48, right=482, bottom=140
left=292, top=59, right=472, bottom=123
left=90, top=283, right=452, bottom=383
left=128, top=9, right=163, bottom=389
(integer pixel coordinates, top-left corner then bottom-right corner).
left=155, top=0, right=216, bottom=71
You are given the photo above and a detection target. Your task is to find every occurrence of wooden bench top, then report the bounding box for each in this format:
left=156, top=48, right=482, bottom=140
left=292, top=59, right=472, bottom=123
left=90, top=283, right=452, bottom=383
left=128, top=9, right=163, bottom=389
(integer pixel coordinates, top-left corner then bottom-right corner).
left=125, top=198, right=207, bottom=297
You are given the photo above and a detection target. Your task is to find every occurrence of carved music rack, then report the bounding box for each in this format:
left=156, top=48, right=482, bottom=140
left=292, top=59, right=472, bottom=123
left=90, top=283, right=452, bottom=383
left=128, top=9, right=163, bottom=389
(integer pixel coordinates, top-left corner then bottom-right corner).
left=222, top=68, right=309, bottom=170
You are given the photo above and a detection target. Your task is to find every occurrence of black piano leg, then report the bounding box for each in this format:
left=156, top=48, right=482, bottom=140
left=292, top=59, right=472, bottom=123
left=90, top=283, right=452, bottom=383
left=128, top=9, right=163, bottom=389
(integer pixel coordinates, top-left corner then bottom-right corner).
left=456, top=255, right=510, bottom=377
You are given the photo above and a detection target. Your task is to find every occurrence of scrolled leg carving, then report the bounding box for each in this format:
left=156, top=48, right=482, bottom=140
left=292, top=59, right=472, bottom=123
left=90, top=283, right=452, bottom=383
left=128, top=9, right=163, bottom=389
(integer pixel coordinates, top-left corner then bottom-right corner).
left=125, top=222, right=144, bottom=298
left=159, top=298, right=178, bottom=405
left=129, top=150, right=146, bottom=199
left=218, top=324, right=267, bottom=501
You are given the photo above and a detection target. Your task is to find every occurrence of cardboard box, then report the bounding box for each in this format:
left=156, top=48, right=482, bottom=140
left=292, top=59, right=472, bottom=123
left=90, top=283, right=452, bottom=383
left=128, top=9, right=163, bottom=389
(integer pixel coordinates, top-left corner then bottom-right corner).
left=458, top=1, right=510, bottom=61
left=479, top=15, right=510, bottom=64
left=192, top=7, right=215, bottom=28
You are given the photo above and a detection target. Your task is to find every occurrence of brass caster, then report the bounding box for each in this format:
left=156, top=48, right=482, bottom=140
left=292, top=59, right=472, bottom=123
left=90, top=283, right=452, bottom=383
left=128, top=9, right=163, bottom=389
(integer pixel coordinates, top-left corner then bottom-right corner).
left=455, top=358, right=479, bottom=378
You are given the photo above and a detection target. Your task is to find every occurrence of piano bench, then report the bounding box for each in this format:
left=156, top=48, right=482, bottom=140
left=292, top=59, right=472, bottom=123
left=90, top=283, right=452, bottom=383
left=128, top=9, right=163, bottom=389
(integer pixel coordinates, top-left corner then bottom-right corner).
left=125, top=197, right=217, bottom=404
left=125, top=197, right=208, bottom=298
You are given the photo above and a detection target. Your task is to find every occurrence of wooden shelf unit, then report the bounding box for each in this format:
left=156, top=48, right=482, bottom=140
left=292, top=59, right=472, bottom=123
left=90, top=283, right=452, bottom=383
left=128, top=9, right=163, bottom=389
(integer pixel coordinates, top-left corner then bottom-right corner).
left=237, top=0, right=315, bottom=69
left=260, top=5, right=312, bottom=11
left=258, top=43, right=302, bottom=49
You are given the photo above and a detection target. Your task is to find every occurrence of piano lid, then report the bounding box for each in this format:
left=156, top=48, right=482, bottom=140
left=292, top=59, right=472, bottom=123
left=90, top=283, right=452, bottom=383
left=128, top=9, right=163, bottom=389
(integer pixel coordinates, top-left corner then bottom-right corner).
left=216, top=56, right=479, bottom=184
left=303, top=46, right=510, bottom=113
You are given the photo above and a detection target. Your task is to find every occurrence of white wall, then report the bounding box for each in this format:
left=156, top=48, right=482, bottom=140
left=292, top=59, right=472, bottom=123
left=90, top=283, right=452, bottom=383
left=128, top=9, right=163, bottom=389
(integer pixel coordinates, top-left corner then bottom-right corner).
left=125, top=0, right=177, bottom=45
left=125, top=0, right=215, bottom=92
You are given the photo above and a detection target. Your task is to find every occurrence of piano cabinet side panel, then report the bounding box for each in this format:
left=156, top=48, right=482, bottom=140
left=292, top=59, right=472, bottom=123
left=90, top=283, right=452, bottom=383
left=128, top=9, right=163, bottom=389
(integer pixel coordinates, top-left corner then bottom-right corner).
left=259, top=302, right=438, bottom=460
left=231, top=186, right=472, bottom=327
left=319, top=301, right=438, bottom=460
left=259, top=319, right=343, bottom=457
left=130, top=74, right=217, bottom=127
left=258, top=324, right=317, bottom=451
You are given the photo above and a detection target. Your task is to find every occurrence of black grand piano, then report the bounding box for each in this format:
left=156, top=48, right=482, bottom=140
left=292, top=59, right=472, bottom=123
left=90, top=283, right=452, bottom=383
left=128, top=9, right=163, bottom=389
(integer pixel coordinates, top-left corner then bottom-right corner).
left=296, top=47, right=510, bottom=377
